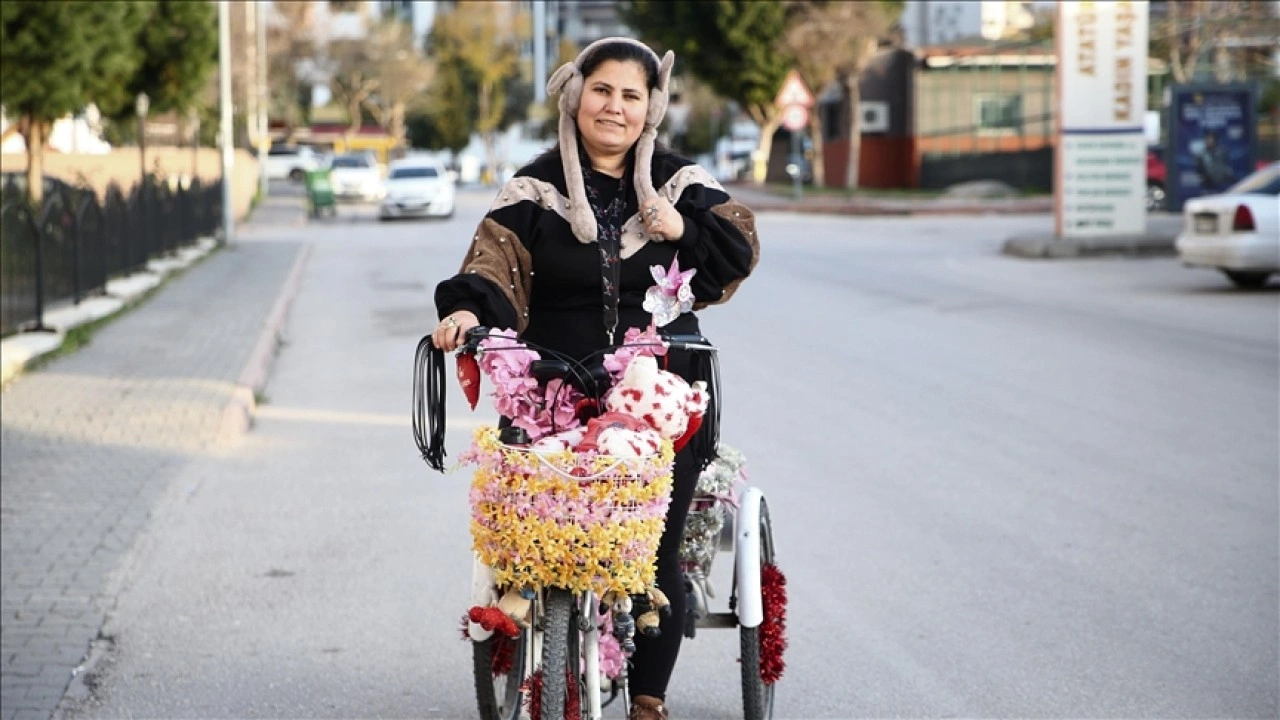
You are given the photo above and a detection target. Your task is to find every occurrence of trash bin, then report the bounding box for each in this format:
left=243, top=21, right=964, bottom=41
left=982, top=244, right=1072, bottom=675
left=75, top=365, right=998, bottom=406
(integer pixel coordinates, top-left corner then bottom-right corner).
left=304, top=169, right=336, bottom=218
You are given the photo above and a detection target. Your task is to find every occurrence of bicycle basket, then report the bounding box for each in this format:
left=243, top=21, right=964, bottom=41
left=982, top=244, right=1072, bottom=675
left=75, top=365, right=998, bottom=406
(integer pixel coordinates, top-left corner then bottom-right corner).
left=461, top=425, right=674, bottom=596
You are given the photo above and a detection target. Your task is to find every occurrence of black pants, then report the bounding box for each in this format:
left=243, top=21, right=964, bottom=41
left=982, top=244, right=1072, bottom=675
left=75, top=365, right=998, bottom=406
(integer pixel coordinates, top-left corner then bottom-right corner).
left=626, top=446, right=700, bottom=700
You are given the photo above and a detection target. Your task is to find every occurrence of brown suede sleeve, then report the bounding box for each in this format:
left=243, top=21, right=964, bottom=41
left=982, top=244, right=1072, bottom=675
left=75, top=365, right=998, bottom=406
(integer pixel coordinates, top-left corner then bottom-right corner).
left=459, top=217, right=535, bottom=333
left=703, top=199, right=760, bottom=307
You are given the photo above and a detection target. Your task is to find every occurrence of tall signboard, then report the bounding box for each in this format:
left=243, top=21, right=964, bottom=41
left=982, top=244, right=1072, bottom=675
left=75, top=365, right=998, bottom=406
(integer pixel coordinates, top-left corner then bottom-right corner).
left=1055, top=1, right=1149, bottom=238
left=1166, top=84, right=1258, bottom=211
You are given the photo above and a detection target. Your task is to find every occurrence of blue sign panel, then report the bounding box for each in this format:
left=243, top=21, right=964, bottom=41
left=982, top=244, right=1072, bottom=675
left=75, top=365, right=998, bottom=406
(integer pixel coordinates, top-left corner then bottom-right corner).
left=1167, top=85, right=1257, bottom=211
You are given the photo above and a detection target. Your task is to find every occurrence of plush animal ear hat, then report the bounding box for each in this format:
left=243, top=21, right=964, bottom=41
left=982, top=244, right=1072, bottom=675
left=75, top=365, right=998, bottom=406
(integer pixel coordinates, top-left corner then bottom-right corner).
left=546, top=37, right=675, bottom=244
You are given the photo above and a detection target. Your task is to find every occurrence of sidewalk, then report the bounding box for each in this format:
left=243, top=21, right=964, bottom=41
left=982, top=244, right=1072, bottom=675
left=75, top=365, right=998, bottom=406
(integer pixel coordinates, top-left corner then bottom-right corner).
left=0, top=195, right=309, bottom=720
left=725, top=182, right=1055, bottom=216
left=726, top=182, right=1184, bottom=257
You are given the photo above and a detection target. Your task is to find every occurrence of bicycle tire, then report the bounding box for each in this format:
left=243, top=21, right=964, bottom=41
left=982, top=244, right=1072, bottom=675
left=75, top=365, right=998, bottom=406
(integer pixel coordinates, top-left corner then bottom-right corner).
left=540, top=588, right=576, bottom=720
left=473, top=632, right=526, bottom=720
left=740, top=499, right=776, bottom=720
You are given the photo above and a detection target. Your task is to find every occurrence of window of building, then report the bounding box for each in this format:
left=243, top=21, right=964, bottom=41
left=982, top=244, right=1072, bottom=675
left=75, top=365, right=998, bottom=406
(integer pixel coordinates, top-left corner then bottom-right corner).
left=973, top=94, right=1022, bottom=134
left=821, top=102, right=842, bottom=142
left=379, top=0, right=412, bottom=17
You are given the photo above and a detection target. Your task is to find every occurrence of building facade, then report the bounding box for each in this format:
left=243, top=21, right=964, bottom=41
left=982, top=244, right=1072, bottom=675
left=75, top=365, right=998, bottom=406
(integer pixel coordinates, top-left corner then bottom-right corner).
left=900, top=0, right=1045, bottom=46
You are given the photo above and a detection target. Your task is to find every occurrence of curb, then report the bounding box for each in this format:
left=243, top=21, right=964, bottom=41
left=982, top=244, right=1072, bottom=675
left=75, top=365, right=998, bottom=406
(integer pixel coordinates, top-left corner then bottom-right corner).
left=1001, top=233, right=1177, bottom=259
left=738, top=198, right=1054, bottom=217
left=214, top=241, right=313, bottom=445
left=0, top=237, right=219, bottom=387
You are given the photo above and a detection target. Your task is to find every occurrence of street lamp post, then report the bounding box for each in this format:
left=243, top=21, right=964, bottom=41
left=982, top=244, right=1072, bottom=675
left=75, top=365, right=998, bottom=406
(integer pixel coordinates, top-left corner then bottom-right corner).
left=218, top=0, right=234, bottom=245
left=190, top=108, right=200, bottom=184
left=136, top=92, right=150, bottom=254
left=136, top=92, right=150, bottom=190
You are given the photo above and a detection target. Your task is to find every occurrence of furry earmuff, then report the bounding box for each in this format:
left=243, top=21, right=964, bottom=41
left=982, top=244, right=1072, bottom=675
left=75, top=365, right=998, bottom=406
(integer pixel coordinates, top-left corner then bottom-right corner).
left=546, top=38, right=675, bottom=244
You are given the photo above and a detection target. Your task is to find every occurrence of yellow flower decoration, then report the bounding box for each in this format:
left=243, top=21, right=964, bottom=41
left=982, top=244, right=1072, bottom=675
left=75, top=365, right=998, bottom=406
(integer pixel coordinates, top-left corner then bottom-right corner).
left=462, top=425, right=674, bottom=595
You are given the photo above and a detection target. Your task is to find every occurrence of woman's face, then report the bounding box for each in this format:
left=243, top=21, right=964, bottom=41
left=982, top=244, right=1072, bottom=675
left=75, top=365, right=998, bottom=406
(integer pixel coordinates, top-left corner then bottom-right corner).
left=576, top=59, right=650, bottom=159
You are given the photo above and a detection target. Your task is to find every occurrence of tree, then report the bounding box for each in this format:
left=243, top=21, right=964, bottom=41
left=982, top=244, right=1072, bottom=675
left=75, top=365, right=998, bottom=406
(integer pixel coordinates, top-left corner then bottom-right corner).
left=266, top=1, right=323, bottom=139
left=1152, top=1, right=1270, bottom=84
left=365, top=19, right=434, bottom=148
left=782, top=0, right=902, bottom=189
left=428, top=4, right=526, bottom=180
left=621, top=0, right=791, bottom=183
left=0, top=1, right=148, bottom=203
left=109, top=0, right=217, bottom=159
left=421, top=49, right=477, bottom=153
left=675, top=79, right=729, bottom=157
left=328, top=37, right=381, bottom=135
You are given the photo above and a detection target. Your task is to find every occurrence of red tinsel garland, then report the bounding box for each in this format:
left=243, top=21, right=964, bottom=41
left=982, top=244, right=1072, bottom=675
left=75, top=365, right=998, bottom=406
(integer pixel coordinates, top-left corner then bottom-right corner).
left=491, top=634, right=515, bottom=676
left=520, top=667, right=580, bottom=719
left=521, top=670, right=543, bottom=719
left=759, top=562, right=788, bottom=685
left=565, top=666, right=580, bottom=719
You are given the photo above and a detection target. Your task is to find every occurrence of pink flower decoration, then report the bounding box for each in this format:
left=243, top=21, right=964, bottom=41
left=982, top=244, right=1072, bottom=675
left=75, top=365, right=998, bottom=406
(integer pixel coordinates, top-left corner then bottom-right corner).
left=475, top=329, right=584, bottom=440
left=603, top=323, right=667, bottom=382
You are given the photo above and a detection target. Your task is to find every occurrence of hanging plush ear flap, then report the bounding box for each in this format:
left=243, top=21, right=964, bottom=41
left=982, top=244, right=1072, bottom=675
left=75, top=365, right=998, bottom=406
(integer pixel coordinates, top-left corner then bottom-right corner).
left=547, top=61, right=578, bottom=96
left=646, top=51, right=675, bottom=128
left=549, top=61, right=596, bottom=243
left=634, top=50, right=675, bottom=211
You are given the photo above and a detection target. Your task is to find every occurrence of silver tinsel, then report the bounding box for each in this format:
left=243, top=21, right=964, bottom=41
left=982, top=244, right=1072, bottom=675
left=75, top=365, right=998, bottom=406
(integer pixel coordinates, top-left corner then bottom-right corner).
left=679, top=444, right=747, bottom=570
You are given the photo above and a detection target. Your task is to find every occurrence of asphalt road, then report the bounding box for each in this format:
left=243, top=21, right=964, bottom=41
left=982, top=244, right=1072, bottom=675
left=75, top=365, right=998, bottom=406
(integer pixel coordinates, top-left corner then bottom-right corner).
left=61, top=186, right=1278, bottom=718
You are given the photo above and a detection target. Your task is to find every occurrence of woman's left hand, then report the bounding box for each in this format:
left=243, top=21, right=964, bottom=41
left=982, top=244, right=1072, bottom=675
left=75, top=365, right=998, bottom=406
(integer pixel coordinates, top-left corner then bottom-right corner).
left=640, top=197, right=685, bottom=241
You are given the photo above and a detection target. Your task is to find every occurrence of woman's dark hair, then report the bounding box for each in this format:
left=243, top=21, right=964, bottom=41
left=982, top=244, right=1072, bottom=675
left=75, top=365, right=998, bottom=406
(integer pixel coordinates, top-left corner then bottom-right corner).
left=529, top=41, right=670, bottom=168
left=579, top=41, right=660, bottom=91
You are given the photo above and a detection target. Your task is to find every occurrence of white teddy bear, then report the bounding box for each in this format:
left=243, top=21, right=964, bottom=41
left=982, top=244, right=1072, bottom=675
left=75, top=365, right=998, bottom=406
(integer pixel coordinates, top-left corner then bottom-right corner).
left=605, top=355, right=709, bottom=447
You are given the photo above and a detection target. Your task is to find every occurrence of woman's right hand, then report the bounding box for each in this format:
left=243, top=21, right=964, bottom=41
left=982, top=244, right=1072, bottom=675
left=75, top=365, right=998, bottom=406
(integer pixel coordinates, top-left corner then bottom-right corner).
left=432, top=309, right=480, bottom=352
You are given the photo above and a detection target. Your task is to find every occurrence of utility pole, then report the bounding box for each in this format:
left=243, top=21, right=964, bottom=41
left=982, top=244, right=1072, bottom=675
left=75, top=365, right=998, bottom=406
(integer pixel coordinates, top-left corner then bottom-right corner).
left=534, top=1, right=547, bottom=104
left=257, top=0, right=269, bottom=199
left=219, top=0, right=235, bottom=244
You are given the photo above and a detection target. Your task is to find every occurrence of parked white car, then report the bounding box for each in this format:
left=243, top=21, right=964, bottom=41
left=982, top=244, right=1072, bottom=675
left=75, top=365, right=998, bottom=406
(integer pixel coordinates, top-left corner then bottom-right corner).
left=329, top=153, right=385, bottom=202
left=379, top=158, right=456, bottom=220
left=263, top=145, right=321, bottom=182
left=1175, top=162, right=1280, bottom=288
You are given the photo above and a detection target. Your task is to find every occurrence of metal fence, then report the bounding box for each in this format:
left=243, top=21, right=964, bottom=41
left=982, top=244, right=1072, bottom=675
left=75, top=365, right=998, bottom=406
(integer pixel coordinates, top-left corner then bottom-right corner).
left=0, top=176, right=222, bottom=337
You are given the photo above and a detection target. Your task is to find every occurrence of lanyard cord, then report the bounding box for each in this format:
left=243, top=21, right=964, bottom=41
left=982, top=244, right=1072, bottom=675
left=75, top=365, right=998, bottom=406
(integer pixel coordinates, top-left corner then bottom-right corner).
left=586, top=172, right=627, bottom=344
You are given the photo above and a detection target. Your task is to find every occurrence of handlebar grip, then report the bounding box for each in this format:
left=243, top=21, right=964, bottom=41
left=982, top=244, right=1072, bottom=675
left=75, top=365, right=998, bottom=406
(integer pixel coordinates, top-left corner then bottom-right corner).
left=660, top=333, right=714, bottom=350
left=460, top=326, right=492, bottom=353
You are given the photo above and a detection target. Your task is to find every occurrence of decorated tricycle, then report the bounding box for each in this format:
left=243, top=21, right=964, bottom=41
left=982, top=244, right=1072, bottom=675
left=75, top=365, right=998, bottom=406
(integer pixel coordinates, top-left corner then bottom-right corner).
left=413, top=263, right=785, bottom=720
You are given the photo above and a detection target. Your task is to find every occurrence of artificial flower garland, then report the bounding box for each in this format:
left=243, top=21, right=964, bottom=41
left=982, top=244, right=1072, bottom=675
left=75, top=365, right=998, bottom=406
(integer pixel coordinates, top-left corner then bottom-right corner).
left=679, top=444, right=747, bottom=571
left=461, top=425, right=674, bottom=596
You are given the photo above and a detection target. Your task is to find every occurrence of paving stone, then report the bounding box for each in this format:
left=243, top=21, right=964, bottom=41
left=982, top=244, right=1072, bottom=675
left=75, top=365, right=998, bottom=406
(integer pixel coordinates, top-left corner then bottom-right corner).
left=0, top=233, right=302, bottom=719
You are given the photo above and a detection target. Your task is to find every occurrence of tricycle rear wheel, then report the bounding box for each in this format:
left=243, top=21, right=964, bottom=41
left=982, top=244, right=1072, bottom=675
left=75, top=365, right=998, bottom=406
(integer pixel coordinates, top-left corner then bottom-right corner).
left=473, top=630, right=527, bottom=720
left=740, top=500, right=776, bottom=720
